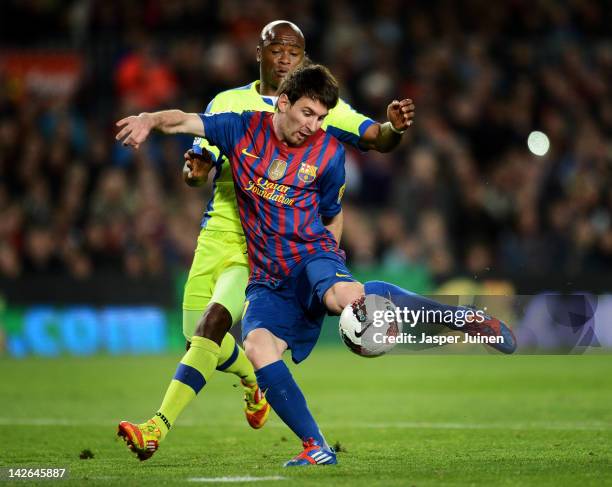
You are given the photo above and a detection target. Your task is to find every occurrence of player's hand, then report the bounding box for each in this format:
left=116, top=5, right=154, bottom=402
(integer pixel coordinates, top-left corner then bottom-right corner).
left=387, top=99, right=415, bottom=133
left=115, top=113, right=154, bottom=149
left=183, top=149, right=214, bottom=187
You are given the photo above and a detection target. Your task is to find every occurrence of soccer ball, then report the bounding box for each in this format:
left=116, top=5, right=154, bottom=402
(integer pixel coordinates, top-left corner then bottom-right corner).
left=339, top=294, right=402, bottom=357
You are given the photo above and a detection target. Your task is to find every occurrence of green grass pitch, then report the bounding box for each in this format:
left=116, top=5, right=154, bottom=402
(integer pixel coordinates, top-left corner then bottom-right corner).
left=1, top=348, right=611, bottom=486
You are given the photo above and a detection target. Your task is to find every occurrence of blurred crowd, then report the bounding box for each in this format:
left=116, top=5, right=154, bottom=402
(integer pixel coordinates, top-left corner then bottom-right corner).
left=0, top=0, right=611, bottom=283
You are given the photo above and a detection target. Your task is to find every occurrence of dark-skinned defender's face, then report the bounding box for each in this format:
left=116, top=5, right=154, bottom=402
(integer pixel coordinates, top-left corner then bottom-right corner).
left=258, top=26, right=305, bottom=90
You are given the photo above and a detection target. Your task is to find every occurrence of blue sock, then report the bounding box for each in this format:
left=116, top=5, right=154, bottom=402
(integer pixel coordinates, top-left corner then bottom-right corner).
left=364, top=280, right=460, bottom=317
left=255, top=360, right=327, bottom=447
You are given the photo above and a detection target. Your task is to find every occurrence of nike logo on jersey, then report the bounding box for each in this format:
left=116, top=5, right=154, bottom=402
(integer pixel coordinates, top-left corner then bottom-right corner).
left=241, top=148, right=260, bottom=159
left=336, top=272, right=351, bottom=278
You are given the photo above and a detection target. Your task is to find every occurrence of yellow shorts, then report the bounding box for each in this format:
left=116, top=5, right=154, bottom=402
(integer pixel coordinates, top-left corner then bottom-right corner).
left=182, top=229, right=249, bottom=338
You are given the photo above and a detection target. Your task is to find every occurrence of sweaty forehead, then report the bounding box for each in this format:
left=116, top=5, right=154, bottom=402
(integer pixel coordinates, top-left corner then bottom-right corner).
left=262, top=27, right=305, bottom=49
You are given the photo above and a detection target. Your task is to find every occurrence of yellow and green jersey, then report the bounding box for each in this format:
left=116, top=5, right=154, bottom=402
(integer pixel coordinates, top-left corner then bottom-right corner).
left=192, top=80, right=374, bottom=233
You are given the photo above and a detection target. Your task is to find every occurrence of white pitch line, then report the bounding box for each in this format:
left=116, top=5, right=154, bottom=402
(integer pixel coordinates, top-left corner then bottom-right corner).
left=356, top=421, right=612, bottom=431
left=187, top=476, right=285, bottom=483
left=0, top=417, right=609, bottom=431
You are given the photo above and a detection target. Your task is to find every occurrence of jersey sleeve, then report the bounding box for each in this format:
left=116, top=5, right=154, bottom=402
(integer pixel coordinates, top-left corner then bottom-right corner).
left=323, top=98, right=376, bottom=151
left=198, top=111, right=243, bottom=159
left=192, top=98, right=221, bottom=165
left=318, top=146, right=346, bottom=218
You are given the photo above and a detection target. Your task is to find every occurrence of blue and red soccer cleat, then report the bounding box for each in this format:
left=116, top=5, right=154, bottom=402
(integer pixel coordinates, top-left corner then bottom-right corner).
left=460, top=309, right=517, bottom=354
left=284, top=438, right=337, bottom=467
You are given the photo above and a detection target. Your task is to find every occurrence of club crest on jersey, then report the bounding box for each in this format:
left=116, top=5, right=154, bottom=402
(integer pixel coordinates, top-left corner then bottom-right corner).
left=268, top=159, right=287, bottom=181
left=298, top=162, right=318, bottom=183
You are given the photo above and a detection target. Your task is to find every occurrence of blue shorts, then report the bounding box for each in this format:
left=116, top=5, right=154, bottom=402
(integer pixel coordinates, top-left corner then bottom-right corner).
left=241, top=253, right=354, bottom=364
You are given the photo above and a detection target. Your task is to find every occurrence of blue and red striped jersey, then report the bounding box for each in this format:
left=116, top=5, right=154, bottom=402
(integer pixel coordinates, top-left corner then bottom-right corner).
left=199, top=111, right=346, bottom=286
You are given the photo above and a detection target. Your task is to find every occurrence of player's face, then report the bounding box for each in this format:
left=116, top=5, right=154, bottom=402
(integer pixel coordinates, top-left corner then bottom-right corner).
left=257, top=26, right=305, bottom=91
left=278, top=95, right=328, bottom=146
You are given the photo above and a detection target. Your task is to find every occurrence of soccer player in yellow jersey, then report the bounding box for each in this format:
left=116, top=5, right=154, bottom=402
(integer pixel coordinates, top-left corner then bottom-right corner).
left=117, top=20, right=414, bottom=461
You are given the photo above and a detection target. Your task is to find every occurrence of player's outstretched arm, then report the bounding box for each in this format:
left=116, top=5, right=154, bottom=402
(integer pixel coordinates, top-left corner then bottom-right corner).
left=359, top=98, right=415, bottom=152
left=115, top=110, right=205, bottom=149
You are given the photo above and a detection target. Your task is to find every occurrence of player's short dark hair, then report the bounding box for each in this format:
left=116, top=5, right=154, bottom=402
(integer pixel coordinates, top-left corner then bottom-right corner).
left=277, top=64, right=339, bottom=110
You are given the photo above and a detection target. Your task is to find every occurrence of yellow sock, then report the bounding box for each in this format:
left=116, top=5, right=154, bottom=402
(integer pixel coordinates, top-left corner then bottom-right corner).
left=217, top=333, right=256, bottom=385
left=151, top=336, right=219, bottom=440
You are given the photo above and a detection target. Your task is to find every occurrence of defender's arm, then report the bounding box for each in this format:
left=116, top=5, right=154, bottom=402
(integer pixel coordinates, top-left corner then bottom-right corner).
left=183, top=149, right=214, bottom=187
left=358, top=99, right=415, bottom=152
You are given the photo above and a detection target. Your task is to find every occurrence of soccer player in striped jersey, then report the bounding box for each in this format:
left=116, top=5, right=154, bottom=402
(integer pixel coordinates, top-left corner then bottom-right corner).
left=115, top=20, right=414, bottom=461
left=116, top=65, right=517, bottom=466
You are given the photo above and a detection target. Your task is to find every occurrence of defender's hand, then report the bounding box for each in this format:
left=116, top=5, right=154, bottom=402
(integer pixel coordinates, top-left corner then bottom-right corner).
left=183, top=149, right=213, bottom=187
left=387, top=99, right=415, bottom=133
left=115, top=113, right=154, bottom=149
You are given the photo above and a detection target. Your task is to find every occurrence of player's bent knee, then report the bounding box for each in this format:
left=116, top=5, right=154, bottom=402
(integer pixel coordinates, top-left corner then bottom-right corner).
left=194, top=303, right=233, bottom=345
left=244, top=338, right=271, bottom=370
left=243, top=329, right=284, bottom=370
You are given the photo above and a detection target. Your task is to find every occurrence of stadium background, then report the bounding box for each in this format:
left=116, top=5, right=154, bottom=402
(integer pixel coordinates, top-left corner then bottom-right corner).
left=0, top=2, right=611, bottom=485
left=0, top=0, right=610, bottom=355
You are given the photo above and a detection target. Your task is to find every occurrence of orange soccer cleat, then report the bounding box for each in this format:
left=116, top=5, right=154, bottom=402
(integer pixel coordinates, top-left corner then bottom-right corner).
left=242, top=379, right=270, bottom=429
left=117, top=419, right=160, bottom=461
